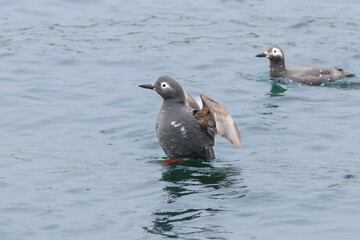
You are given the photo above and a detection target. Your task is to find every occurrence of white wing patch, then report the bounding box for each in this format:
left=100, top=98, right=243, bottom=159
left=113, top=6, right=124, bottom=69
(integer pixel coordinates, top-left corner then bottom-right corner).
left=171, top=121, right=182, bottom=128
left=180, top=126, right=187, bottom=135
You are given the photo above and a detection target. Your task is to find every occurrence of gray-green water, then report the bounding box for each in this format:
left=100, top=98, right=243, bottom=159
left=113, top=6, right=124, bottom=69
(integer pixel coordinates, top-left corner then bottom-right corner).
left=1, top=0, right=360, bottom=239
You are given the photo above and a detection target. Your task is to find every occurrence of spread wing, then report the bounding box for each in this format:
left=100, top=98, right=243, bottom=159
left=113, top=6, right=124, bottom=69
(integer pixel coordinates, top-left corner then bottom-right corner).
left=184, top=91, right=200, bottom=110
left=194, top=94, right=241, bottom=148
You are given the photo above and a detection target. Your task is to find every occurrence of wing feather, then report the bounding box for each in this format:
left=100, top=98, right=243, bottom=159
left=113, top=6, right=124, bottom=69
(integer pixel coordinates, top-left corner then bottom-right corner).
left=195, top=94, right=241, bottom=147
left=184, top=91, right=200, bottom=110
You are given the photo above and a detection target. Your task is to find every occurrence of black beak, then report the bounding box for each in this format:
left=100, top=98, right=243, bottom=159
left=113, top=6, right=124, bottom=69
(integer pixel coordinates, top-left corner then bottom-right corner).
left=256, top=53, right=267, bottom=58
left=139, top=84, right=155, bottom=90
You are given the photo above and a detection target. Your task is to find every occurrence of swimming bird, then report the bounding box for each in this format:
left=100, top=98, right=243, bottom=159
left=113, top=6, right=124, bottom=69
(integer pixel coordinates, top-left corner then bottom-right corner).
left=139, top=76, right=241, bottom=160
left=256, top=46, right=353, bottom=86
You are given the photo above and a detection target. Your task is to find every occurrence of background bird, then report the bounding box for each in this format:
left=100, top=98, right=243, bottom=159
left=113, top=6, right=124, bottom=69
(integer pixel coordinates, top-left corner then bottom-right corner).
left=256, top=45, right=354, bottom=86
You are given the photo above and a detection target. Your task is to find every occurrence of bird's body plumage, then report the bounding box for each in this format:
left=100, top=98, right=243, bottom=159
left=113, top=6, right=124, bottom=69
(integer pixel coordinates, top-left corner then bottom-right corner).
left=156, top=100, right=215, bottom=159
left=140, top=76, right=241, bottom=160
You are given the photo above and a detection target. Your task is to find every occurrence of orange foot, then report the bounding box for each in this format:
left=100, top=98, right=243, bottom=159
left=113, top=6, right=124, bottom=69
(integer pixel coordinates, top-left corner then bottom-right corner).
left=161, top=159, right=181, bottom=165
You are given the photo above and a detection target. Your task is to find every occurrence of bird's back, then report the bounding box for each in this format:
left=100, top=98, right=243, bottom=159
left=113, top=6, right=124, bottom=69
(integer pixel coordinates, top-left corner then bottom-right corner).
left=287, top=65, right=346, bottom=85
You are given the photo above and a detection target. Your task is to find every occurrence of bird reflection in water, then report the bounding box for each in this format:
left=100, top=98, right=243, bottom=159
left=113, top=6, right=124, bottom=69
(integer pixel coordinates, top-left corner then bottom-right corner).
left=144, top=158, right=247, bottom=238
left=268, top=77, right=360, bottom=94
left=268, top=80, right=288, bottom=97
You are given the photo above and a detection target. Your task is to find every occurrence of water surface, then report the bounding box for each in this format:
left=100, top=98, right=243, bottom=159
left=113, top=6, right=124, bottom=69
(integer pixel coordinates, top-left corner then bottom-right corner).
left=1, top=0, right=360, bottom=239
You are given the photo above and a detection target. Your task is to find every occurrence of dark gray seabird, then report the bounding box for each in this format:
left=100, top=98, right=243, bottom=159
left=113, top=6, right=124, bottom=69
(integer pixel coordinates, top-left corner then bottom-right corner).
left=139, top=76, right=241, bottom=160
left=256, top=46, right=354, bottom=86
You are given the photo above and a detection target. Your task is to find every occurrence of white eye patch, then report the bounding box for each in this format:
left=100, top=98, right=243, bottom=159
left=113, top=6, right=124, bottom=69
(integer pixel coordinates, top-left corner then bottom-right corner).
left=160, top=82, right=173, bottom=90
left=272, top=48, right=282, bottom=57
left=161, top=82, right=169, bottom=88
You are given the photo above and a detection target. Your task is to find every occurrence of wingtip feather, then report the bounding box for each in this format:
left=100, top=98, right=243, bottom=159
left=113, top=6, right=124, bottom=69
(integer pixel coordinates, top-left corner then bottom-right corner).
left=199, top=93, right=242, bottom=148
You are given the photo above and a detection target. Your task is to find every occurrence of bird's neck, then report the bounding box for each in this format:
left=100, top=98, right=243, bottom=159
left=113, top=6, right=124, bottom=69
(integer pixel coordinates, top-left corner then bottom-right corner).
left=269, top=59, right=286, bottom=78
left=162, top=98, right=185, bottom=109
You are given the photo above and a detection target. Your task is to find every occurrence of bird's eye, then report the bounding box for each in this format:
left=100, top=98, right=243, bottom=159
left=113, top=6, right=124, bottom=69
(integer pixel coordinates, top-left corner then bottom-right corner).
left=272, top=48, right=281, bottom=56
left=161, top=83, right=167, bottom=88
